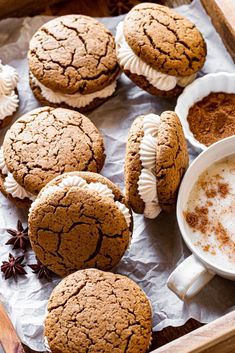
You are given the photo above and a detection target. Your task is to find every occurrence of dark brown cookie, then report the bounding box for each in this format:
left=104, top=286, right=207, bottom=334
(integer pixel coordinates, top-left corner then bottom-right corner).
left=3, top=107, right=105, bottom=196
left=124, top=116, right=145, bottom=214
left=28, top=15, right=120, bottom=94
left=29, top=172, right=132, bottom=277
left=45, top=269, right=152, bottom=353
left=125, top=111, right=189, bottom=215
left=124, top=3, right=206, bottom=77
left=156, top=111, right=189, bottom=211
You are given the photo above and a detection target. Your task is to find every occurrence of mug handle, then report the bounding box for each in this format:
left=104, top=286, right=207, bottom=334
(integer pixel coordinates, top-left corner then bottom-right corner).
left=167, top=254, right=215, bottom=300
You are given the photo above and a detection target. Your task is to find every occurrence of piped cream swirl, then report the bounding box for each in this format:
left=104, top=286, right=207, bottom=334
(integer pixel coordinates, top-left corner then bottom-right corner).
left=31, top=73, right=117, bottom=108
left=0, top=62, right=19, bottom=120
left=4, top=173, right=36, bottom=201
left=0, top=147, right=36, bottom=201
left=137, top=114, right=162, bottom=219
left=115, top=22, right=196, bottom=91
left=0, top=62, right=18, bottom=95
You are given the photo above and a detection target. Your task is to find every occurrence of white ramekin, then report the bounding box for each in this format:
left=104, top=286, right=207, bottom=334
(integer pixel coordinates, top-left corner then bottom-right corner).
left=175, top=72, right=235, bottom=151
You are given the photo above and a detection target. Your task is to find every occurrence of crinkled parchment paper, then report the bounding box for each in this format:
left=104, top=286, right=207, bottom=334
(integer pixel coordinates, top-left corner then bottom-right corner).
left=0, top=0, right=234, bottom=351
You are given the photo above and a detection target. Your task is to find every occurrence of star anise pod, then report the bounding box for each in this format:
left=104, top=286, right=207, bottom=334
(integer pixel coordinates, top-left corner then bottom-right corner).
left=29, top=258, right=53, bottom=281
left=1, top=253, right=27, bottom=280
left=5, top=220, right=30, bottom=251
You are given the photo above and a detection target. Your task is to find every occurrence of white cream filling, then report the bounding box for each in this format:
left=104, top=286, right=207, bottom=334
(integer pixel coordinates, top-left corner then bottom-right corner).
left=0, top=147, right=36, bottom=201
left=30, top=175, right=131, bottom=227
left=31, top=73, right=117, bottom=108
left=0, top=61, right=19, bottom=120
left=137, top=114, right=162, bottom=219
left=115, top=21, right=196, bottom=91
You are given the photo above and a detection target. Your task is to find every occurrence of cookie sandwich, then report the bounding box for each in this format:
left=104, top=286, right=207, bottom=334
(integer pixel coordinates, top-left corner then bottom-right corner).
left=116, top=3, right=206, bottom=97
left=0, top=107, right=105, bottom=207
left=28, top=15, right=120, bottom=112
left=44, top=269, right=152, bottom=353
left=0, top=60, right=19, bottom=128
left=125, top=111, right=188, bottom=218
left=29, top=172, right=133, bottom=276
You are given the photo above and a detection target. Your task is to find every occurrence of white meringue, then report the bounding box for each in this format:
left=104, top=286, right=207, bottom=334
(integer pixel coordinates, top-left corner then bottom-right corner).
left=138, top=169, right=157, bottom=203
left=0, top=91, right=19, bottom=120
left=4, top=173, right=36, bottom=201
left=142, top=114, right=161, bottom=137
left=115, top=201, right=131, bottom=227
left=115, top=21, right=196, bottom=91
left=0, top=147, right=8, bottom=175
left=31, top=74, right=117, bottom=108
left=87, top=182, right=114, bottom=199
left=139, top=134, right=157, bottom=169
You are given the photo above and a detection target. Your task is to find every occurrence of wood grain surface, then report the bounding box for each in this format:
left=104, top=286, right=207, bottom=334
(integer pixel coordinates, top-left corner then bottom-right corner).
left=0, top=304, right=25, bottom=353
left=1, top=0, right=233, bottom=352
left=152, top=310, right=235, bottom=353
left=201, top=0, right=235, bottom=63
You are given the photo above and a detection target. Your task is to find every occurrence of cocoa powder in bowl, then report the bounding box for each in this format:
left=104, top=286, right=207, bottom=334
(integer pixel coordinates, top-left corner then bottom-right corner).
left=187, top=92, right=235, bottom=146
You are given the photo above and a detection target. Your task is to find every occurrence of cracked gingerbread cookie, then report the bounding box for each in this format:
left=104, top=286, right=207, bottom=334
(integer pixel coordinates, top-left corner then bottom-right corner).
left=0, top=107, right=105, bottom=208
left=115, top=3, right=206, bottom=97
left=44, top=269, right=152, bottom=353
left=125, top=111, right=189, bottom=218
left=28, top=15, right=120, bottom=112
left=28, top=172, right=133, bottom=276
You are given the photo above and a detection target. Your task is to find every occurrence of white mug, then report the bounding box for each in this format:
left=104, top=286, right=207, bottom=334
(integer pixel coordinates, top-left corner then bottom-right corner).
left=167, top=135, right=235, bottom=300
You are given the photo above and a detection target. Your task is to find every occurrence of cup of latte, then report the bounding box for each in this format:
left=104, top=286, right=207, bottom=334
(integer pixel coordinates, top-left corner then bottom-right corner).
left=167, top=135, right=235, bottom=300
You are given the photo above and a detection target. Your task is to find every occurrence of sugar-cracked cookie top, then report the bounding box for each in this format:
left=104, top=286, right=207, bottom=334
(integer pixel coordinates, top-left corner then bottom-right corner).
left=45, top=269, right=152, bottom=353
left=124, top=3, right=206, bottom=76
left=29, top=173, right=132, bottom=276
left=28, top=15, right=120, bottom=94
left=3, top=107, right=105, bottom=194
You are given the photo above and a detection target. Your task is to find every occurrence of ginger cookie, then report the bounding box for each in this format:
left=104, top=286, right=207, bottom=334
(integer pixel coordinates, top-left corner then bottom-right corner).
left=44, top=269, right=152, bottom=353
left=28, top=15, right=120, bottom=112
left=125, top=111, right=189, bottom=218
left=28, top=172, right=133, bottom=276
left=0, top=107, right=105, bottom=207
left=0, top=61, right=19, bottom=128
left=115, top=3, right=206, bottom=97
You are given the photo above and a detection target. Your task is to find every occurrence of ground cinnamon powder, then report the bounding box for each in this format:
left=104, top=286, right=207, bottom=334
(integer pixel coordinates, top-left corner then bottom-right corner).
left=187, top=92, right=235, bottom=146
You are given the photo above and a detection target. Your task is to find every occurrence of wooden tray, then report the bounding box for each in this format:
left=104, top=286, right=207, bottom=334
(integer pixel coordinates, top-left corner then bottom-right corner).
left=0, top=1, right=234, bottom=352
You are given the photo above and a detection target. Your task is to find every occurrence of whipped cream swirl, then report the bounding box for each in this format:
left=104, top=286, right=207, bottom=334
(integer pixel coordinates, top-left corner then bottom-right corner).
left=115, top=22, right=196, bottom=91
left=0, top=61, right=19, bottom=120
left=30, top=175, right=131, bottom=227
left=137, top=114, right=162, bottom=219
left=31, top=73, right=117, bottom=108
left=0, top=147, right=36, bottom=201
left=4, top=173, right=36, bottom=201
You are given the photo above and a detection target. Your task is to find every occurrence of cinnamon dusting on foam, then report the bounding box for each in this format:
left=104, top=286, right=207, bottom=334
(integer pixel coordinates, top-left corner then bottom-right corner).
left=184, top=156, right=235, bottom=269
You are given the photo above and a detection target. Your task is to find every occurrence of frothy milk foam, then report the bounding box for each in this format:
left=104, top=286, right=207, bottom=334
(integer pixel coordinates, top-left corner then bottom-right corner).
left=184, top=155, right=235, bottom=272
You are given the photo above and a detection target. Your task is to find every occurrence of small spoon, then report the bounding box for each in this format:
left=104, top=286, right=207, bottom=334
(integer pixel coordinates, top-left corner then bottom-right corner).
left=0, top=303, right=25, bottom=353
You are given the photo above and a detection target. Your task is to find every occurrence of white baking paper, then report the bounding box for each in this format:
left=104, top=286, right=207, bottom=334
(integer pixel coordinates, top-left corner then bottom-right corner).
left=0, top=0, right=234, bottom=351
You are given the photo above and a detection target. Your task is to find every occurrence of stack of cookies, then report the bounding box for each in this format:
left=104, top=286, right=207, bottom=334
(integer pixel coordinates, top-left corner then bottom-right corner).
left=0, top=4, right=207, bottom=353
left=115, top=3, right=206, bottom=97
left=28, top=15, right=120, bottom=112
